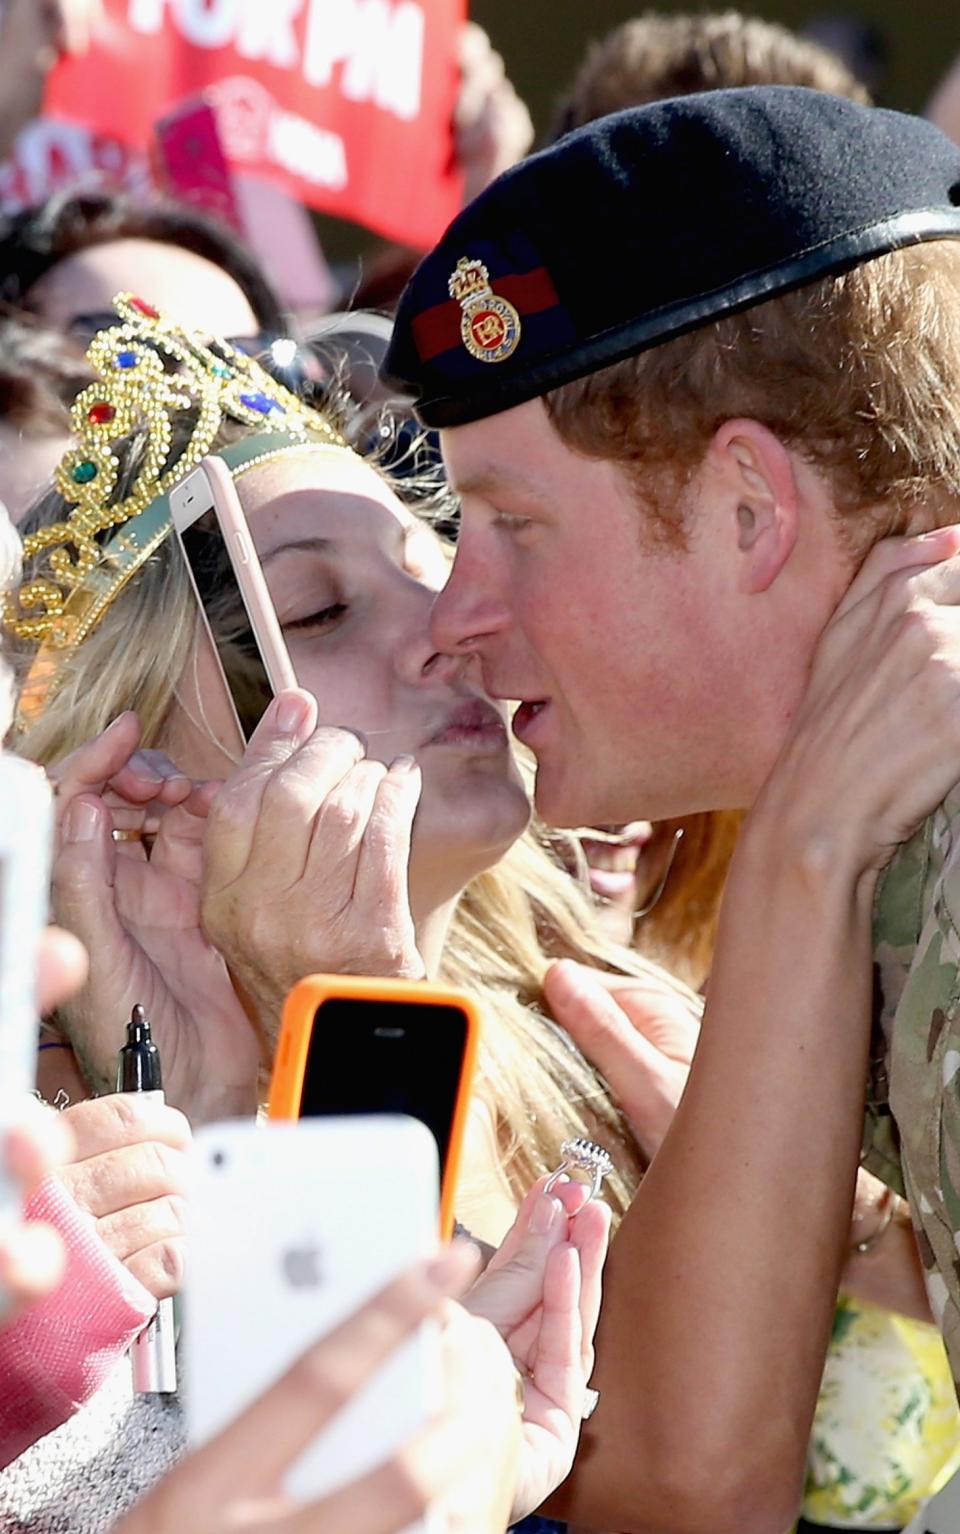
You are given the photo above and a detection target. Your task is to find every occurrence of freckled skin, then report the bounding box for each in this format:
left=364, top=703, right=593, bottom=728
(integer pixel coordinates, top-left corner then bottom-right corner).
left=433, top=399, right=850, bottom=827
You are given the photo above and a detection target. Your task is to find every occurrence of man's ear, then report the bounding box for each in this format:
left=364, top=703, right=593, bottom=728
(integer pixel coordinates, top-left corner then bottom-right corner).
left=709, top=419, right=800, bottom=594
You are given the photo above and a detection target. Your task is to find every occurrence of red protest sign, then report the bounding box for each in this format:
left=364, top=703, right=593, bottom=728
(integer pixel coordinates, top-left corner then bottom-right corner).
left=44, top=0, right=465, bottom=249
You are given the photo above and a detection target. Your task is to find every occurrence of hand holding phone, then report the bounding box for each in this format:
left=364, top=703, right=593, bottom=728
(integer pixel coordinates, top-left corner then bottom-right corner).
left=185, top=1117, right=444, bottom=1514
left=199, top=697, right=426, bottom=1033
left=268, top=975, right=479, bottom=1240
left=170, top=458, right=297, bottom=745
left=115, top=1244, right=521, bottom=1534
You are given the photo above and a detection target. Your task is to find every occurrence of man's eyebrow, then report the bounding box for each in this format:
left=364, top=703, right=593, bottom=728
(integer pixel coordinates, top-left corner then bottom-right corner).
left=260, top=536, right=335, bottom=566
left=452, top=466, right=549, bottom=503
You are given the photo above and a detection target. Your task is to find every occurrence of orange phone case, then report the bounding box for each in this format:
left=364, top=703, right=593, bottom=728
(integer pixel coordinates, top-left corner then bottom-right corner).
left=268, top=975, right=480, bottom=1240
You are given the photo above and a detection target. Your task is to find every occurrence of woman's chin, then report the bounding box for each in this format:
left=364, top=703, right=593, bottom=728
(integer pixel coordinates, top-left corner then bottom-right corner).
left=409, top=775, right=532, bottom=888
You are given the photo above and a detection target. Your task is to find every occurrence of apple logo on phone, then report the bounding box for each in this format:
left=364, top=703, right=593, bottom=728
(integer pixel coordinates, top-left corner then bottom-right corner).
left=281, top=1243, right=323, bottom=1289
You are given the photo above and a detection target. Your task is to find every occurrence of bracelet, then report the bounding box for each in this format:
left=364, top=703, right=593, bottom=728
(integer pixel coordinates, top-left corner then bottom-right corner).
left=851, top=1187, right=897, bottom=1255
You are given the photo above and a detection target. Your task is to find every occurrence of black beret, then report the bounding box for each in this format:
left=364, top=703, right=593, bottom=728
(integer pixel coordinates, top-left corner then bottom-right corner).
left=383, top=87, right=960, bottom=428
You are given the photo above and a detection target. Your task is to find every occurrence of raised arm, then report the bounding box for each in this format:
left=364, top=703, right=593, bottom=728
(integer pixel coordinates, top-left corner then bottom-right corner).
left=552, top=528, right=960, bottom=1534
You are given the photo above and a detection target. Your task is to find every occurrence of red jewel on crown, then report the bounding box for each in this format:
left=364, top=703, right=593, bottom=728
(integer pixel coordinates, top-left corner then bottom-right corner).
left=129, top=298, right=160, bottom=320
left=87, top=403, right=116, bottom=426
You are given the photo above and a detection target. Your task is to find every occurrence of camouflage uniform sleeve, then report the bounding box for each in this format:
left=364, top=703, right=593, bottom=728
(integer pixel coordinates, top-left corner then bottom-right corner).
left=881, top=798, right=960, bottom=1391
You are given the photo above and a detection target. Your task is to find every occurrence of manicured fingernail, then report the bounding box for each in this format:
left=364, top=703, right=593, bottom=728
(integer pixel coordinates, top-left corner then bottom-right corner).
left=529, top=1193, right=564, bottom=1234
left=64, top=800, right=100, bottom=843
left=390, top=755, right=417, bottom=773
left=273, top=695, right=309, bottom=735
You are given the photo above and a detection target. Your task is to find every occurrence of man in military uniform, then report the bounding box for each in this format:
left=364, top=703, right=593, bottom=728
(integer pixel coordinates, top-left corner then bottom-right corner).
left=384, top=88, right=960, bottom=1529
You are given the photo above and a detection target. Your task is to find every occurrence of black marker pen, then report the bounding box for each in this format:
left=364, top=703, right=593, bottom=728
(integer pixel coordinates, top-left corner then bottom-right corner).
left=118, top=1005, right=178, bottom=1395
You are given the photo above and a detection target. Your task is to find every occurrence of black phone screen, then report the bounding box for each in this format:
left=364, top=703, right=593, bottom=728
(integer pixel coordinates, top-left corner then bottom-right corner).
left=299, top=998, right=470, bottom=1174
left=177, top=508, right=273, bottom=740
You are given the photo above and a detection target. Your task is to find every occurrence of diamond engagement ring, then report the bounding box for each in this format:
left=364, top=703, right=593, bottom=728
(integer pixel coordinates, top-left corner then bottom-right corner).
left=544, top=1137, right=614, bottom=1204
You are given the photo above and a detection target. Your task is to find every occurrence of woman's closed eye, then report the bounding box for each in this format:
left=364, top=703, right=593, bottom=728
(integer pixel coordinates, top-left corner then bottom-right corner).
left=282, top=601, right=348, bottom=635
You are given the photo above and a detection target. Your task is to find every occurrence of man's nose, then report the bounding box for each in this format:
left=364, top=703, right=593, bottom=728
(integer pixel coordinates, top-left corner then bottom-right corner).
left=429, top=550, right=511, bottom=657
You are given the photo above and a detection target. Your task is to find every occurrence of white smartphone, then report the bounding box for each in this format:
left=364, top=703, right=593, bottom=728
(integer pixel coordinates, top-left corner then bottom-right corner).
left=185, top=1117, right=441, bottom=1514
left=169, top=456, right=297, bottom=743
left=0, top=755, right=53, bottom=1226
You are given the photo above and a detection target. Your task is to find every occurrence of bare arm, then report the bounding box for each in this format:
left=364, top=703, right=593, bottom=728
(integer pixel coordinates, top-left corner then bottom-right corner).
left=551, top=531, right=960, bottom=1534
left=552, top=827, right=874, bottom=1534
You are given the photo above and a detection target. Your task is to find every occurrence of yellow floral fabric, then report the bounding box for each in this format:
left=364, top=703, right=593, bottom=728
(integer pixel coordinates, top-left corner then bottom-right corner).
left=802, top=1294, right=960, bottom=1528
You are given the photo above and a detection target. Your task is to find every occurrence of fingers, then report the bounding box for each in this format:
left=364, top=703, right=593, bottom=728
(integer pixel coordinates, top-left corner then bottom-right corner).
left=106, top=749, right=193, bottom=812
left=205, top=696, right=367, bottom=892
left=0, top=1221, right=66, bottom=1327
left=97, top=1192, right=186, bottom=1268
left=58, top=1138, right=188, bottom=1221
left=192, top=1244, right=480, bottom=1501
left=303, top=757, right=388, bottom=901
left=836, top=526, right=960, bottom=616
left=352, top=758, right=423, bottom=953
left=826, top=530, right=960, bottom=657
left=264, top=1410, right=485, bottom=1534
left=567, top=1198, right=611, bottom=1373
left=246, top=725, right=369, bottom=888
left=54, top=793, right=128, bottom=959
left=50, top=717, right=194, bottom=855
left=49, top=714, right=203, bottom=852
left=241, top=691, right=321, bottom=774
left=528, top=1242, right=584, bottom=1421
left=545, top=962, right=689, bottom=1159
left=544, top=959, right=674, bottom=1082
left=464, top=1183, right=568, bottom=1332
left=149, top=784, right=219, bottom=884
left=36, top=924, right=88, bottom=1015
left=50, top=712, right=141, bottom=802
left=4, top=1099, right=74, bottom=1192
left=61, top=1094, right=191, bottom=1163
left=582, top=957, right=703, bottom=1009
left=123, top=1231, right=185, bottom=1300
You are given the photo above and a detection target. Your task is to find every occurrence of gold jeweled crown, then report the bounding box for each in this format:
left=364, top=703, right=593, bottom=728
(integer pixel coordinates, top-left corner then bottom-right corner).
left=4, top=293, right=343, bottom=660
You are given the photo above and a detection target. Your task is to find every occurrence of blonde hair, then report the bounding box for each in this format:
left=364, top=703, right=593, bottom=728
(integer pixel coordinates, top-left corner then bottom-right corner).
left=11, top=416, right=668, bottom=1220
left=632, top=811, right=743, bottom=992
left=547, top=241, right=960, bottom=555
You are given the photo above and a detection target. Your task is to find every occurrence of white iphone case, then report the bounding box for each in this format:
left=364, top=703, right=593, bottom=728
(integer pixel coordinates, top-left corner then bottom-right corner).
left=185, top=1117, right=440, bottom=1515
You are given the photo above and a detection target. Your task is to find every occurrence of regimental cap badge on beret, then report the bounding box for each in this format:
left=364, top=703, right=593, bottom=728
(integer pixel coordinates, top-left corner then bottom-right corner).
left=448, top=258, right=521, bottom=364
left=385, top=87, right=960, bottom=428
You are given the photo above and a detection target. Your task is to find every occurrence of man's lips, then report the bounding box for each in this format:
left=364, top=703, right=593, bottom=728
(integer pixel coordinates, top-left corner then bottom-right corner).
left=512, top=699, right=550, bottom=744
left=422, top=698, right=509, bottom=751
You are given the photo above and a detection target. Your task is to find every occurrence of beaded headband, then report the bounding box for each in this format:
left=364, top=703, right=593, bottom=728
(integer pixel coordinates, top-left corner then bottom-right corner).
left=4, top=293, right=348, bottom=723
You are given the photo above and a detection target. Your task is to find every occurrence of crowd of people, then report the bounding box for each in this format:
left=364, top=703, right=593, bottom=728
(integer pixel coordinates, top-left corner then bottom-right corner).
left=7, top=3, right=960, bottom=1532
